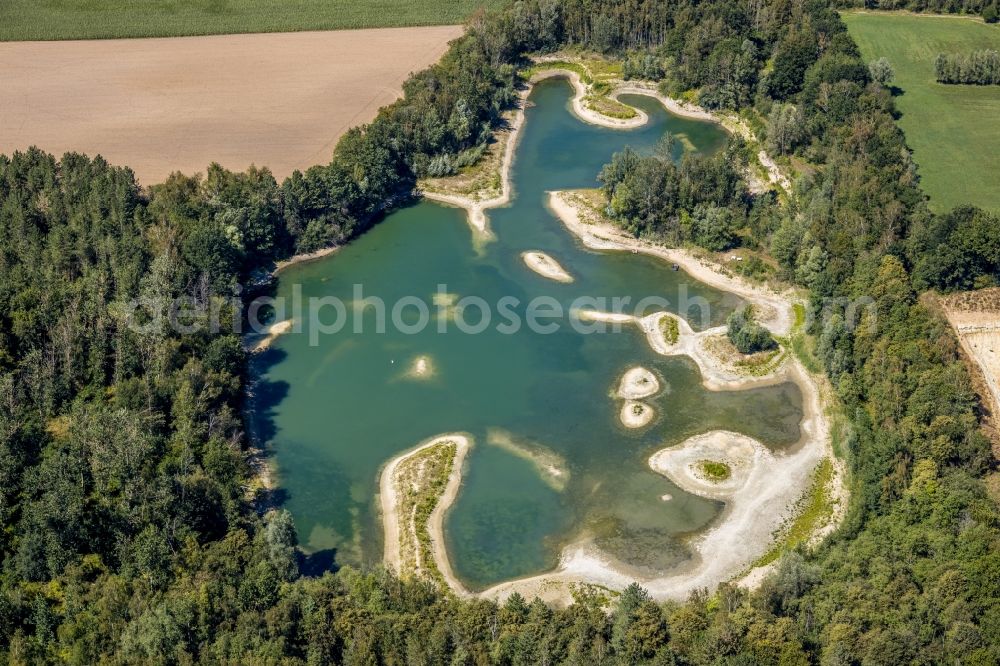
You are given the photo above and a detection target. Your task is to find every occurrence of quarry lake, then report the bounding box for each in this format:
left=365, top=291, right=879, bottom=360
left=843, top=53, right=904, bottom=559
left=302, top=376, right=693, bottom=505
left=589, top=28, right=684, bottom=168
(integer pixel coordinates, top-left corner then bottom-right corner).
left=252, top=77, right=804, bottom=591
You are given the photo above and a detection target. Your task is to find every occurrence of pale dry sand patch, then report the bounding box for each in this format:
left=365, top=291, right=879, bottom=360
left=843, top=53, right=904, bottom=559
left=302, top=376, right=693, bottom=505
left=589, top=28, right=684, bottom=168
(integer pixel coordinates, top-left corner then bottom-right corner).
left=616, top=366, right=660, bottom=399
left=649, top=431, right=762, bottom=500
left=521, top=251, right=574, bottom=283
left=939, top=288, right=1000, bottom=443
left=0, top=26, right=462, bottom=184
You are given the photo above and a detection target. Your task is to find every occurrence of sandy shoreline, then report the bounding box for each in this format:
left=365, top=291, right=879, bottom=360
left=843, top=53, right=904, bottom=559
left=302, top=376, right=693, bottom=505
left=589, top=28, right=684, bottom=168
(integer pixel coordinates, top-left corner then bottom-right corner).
left=418, top=63, right=760, bottom=239
left=531, top=66, right=648, bottom=129
left=374, top=189, right=839, bottom=604
left=451, top=192, right=836, bottom=604
left=550, top=190, right=794, bottom=336
left=369, top=68, right=834, bottom=604
left=379, top=433, right=472, bottom=587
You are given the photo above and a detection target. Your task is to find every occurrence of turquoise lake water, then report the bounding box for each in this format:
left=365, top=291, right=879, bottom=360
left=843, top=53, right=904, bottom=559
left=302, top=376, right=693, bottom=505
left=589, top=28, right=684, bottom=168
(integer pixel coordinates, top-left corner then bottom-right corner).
left=255, top=77, right=803, bottom=590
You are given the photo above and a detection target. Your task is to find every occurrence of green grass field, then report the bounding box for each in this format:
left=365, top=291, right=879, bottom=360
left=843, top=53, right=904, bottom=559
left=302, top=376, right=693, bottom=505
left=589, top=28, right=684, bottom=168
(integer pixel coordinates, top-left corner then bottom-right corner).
left=0, top=0, right=504, bottom=41
left=842, top=11, right=1000, bottom=212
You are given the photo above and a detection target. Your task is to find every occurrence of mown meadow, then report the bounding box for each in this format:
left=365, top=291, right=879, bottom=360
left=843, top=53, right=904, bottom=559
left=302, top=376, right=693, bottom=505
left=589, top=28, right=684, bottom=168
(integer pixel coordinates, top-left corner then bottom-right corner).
left=842, top=11, right=1000, bottom=212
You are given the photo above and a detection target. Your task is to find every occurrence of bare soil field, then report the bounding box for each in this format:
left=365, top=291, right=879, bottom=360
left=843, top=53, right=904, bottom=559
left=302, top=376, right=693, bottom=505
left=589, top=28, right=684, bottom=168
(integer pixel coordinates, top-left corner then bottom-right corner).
left=0, top=26, right=461, bottom=185
left=939, top=288, right=1000, bottom=449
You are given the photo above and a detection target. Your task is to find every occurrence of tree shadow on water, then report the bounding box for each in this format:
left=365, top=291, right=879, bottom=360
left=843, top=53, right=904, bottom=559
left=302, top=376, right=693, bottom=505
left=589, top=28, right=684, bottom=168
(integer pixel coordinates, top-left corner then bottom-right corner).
left=246, top=346, right=289, bottom=447
left=298, top=549, right=339, bottom=577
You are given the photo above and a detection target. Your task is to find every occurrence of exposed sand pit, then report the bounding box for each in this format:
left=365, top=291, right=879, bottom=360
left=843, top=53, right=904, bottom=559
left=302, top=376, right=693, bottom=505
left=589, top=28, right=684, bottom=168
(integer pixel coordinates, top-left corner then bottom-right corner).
left=616, top=366, right=659, bottom=399
left=0, top=26, right=462, bottom=184
left=939, top=289, right=1000, bottom=443
left=521, top=251, right=574, bottom=283
left=620, top=401, right=655, bottom=429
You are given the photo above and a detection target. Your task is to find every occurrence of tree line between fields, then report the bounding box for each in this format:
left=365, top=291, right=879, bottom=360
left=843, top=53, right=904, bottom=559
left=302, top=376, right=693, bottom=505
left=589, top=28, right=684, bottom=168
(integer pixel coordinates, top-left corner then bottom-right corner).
left=836, top=0, right=1000, bottom=23
left=0, top=0, right=999, bottom=662
left=935, top=49, right=1000, bottom=83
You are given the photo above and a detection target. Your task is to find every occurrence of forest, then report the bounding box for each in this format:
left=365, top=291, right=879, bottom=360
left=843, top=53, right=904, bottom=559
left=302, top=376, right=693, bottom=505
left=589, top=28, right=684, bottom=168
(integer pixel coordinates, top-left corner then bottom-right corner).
left=0, top=0, right=999, bottom=663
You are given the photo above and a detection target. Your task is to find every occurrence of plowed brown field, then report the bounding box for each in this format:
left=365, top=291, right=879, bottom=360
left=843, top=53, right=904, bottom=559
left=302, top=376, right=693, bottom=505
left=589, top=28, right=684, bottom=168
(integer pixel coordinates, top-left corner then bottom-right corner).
left=0, top=26, right=461, bottom=184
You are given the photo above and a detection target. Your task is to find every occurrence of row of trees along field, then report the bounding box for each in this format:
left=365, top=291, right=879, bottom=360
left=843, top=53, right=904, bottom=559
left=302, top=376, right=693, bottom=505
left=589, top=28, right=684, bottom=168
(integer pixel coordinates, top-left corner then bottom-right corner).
left=935, top=49, right=1000, bottom=83
left=1, top=0, right=999, bottom=663
left=835, top=0, right=1000, bottom=22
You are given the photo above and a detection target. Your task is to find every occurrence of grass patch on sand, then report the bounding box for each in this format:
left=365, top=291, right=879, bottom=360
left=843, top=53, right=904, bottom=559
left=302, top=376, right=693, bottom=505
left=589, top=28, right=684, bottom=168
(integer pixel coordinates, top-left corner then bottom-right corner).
left=842, top=11, right=1000, bottom=212
left=0, top=0, right=503, bottom=41
left=586, top=81, right=638, bottom=119
left=786, top=301, right=824, bottom=375
left=754, top=458, right=835, bottom=568
left=698, top=460, right=732, bottom=481
left=660, top=315, right=680, bottom=345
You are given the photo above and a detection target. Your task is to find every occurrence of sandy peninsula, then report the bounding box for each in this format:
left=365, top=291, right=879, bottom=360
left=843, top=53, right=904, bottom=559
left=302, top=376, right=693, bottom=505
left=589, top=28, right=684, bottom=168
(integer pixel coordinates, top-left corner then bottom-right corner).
left=522, top=251, right=575, bottom=283
left=379, top=433, right=472, bottom=586
left=530, top=66, right=648, bottom=129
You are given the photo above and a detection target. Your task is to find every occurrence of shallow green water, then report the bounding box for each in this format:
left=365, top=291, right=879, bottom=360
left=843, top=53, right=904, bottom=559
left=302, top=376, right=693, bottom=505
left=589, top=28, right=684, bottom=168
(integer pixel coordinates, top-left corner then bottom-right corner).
left=256, top=78, right=803, bottom=590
